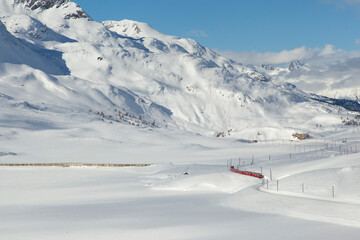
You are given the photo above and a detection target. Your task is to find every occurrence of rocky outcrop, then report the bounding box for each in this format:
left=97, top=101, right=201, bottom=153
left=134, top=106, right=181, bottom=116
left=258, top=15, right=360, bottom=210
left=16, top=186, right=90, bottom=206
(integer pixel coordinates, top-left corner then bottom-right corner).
left=292, top=133, right=310, bottom=140
left=13, top=0, right=69, bottom=10
left=13, top=0, right=90, bottom=19
left=288, top=60, right=310, bottom=71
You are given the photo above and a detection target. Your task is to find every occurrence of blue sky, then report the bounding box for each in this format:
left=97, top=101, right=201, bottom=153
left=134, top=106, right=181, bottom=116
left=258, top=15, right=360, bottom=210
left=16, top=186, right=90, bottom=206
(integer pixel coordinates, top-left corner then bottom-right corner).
left=75, top=0, right=360, bottom=53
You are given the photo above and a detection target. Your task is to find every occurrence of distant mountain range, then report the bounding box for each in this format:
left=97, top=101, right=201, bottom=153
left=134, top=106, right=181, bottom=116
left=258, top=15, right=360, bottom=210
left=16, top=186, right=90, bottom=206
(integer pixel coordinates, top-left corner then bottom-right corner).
left=255, top=60, right=360, bottom=103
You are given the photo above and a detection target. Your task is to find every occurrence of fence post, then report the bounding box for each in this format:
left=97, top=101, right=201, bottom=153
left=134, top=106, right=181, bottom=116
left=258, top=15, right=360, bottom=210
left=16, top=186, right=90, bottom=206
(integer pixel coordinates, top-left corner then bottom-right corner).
left=270, top=169, right=272, bottom=181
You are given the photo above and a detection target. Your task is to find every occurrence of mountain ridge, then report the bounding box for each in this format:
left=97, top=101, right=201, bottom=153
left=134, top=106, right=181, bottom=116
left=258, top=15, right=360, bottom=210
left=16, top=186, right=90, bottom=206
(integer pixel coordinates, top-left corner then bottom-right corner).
left=13, top=0, right=70, bottom=10
left=0, top=0, right=359, bottom=140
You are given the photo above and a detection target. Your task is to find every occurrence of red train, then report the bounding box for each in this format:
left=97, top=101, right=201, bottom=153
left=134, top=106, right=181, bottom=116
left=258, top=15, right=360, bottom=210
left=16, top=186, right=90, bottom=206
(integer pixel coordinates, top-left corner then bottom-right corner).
left=230, top=166, right=264, bottom=179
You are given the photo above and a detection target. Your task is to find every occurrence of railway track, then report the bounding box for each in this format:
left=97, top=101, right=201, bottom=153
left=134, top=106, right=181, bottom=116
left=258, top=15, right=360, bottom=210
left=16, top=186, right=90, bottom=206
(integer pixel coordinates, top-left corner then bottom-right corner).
left=0, top=163, right=151, bottom=167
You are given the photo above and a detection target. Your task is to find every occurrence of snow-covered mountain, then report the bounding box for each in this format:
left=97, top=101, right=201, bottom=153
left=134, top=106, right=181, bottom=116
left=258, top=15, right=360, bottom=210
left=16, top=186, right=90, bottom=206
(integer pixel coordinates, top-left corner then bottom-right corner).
left=14, top=0, right=69, bottom=10
left=288, top=60, right=310, bottom=72
left=1, top=2, right=360, bottom=238
left=256, top=59, right=360, bottom=103
left=0, top=0, right=359, bottom=140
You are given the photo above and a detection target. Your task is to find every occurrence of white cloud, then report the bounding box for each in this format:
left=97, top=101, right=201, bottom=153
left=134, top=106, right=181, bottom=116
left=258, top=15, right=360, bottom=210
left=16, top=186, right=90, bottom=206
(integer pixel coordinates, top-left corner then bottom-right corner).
left=217, top=42, right=360, bottom=99
left=232, top=43, right=360, bottom=99
left=218, top=46, right=318, bottom=65
left=356, top=39, right=360, bottom=45
left=288, top=56, right=360, bottom=98
left=216, top=44, right=360, bottom=67
left=319, top=44, right=338, bottom=56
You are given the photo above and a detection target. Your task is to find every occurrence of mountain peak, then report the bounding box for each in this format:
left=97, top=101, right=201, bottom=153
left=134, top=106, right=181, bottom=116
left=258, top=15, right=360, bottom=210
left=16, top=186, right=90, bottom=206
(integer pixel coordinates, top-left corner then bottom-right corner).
left=13, top=0, right=69, bottom=10
left=12, top=0, right=90, bottom=20
left=288, top=60, right=310, bottom=71
left=102, top=19, right=170, bottom=40
left=260, top=64, right=275, bottom=71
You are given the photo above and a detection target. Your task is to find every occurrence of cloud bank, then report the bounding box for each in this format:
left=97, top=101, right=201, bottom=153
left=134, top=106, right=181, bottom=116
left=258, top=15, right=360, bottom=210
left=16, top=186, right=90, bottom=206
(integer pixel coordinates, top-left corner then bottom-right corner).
left=218, top=44, right=360, bottom=66
left=217, top=44, right=360, bottom=100
left=219, top=47, right=318, bottom=65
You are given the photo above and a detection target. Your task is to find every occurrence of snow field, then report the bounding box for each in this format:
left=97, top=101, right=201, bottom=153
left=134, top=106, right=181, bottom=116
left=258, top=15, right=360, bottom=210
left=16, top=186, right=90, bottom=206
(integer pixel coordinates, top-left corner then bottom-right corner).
left=0, top=1, right=359, bottom=239
left=0, top=163, right=359, bottom=240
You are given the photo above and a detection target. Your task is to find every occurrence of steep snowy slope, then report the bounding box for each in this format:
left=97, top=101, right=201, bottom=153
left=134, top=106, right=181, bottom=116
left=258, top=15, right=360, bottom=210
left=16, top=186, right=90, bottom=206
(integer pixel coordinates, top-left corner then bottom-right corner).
left=0, top=0, right=174, bottom=129
left=0, top=19, right=68, bottom=74
left=0, top=0, right=358, bottom=140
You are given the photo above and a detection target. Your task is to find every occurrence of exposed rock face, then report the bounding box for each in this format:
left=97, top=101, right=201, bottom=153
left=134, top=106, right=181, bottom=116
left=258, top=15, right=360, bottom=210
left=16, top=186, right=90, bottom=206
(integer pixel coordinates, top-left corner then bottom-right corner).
left=13, top=0, right=69, bottom=10
left=261, top=64, right=275, bottom=71
left=288, top=60, right=310, bottom=71
left=63, top=9, right=89, bottom=20
left=292, top=133, right=310, bottom=140
left=12, top=0, right=90, bottom=19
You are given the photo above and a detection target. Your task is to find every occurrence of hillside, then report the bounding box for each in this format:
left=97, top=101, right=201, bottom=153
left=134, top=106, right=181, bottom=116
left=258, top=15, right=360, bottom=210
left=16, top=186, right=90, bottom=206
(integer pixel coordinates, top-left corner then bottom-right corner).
left=0, top=0, right=359, bottom=142
left=0, top=1, right=360, bottom=239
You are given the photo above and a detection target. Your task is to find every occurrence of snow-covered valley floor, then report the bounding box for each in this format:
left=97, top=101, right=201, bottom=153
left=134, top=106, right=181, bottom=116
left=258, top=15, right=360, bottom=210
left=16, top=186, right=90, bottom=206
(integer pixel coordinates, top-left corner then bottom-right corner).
left=0, top=120, right=359, bottom=239
left=0, top=164, right=359, bottom=240
left=0, top=1, right=359, bottom=238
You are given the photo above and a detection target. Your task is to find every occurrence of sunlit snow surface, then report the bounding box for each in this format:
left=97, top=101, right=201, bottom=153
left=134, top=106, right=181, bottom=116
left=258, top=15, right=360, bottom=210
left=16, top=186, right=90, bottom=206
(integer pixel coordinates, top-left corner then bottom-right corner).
left=1, top=119, right=360, bottom=239
left=0, top=0, right=360, bottom=239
